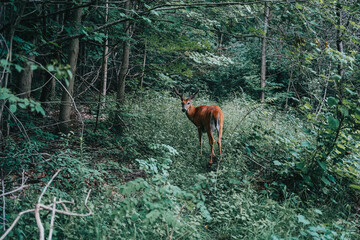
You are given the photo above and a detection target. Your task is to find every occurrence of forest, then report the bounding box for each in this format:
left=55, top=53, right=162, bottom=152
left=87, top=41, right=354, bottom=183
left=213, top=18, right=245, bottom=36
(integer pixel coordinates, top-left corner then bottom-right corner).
left=1, top=0, right=360, bottom=239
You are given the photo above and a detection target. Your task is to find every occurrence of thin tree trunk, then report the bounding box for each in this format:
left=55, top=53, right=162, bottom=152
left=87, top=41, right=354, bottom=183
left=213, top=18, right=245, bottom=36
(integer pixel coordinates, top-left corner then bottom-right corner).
left=285, top=69, right=293, bottom=110
left=18, top=51, right=36, bottom=98
left=260, top=3, right=270, bottom=103
left=39, top=74, right=54, bottom=107
left=0, top=4, right=25, bottom=144
left=336, top=0, right=344, bottom=99
left=59, top=6, right=82, bottom=133
left=140, top=38, right=146, bottom=88
left=101, top=0, right=109, bottom=107
left=117, top=0, right=131, bottom=104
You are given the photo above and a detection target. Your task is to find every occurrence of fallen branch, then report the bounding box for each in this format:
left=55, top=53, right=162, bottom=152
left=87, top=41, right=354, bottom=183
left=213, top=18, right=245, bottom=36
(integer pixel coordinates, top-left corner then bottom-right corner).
left=0, top=169, right=92, bottom=240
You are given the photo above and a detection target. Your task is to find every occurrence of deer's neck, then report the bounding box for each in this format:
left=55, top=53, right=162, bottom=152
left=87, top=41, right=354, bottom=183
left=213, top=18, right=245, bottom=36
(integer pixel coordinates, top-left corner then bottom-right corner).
left=186, top=105, right=196, bottom=123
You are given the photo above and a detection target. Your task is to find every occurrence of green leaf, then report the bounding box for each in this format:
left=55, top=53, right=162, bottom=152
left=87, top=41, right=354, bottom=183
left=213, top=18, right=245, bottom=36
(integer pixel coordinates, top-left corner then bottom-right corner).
left=301, top=141, right=310, bottom=148
left=273, top=160, right=282, bottom=166
left=30, top=64, right=38, bottom=71
left=303, top=103, right=312, bottom=110
left=18, top=103, right=27, bottom=109
left=349, top=184, right=360, bottom=190
left=9, top=104, right=17, bottom=113
left=345, top=88, right=357, bottom=96
left=47, top=65, right=55, bottom=72
left=0, top=88, right=10, bottom=100
left=331, top=74, right=341, bottom=81
left=327, top=97, right=339, bottom=107
left=321, top=176, right=330, bottom=185
left=297, top=215, right=310, bottom=225
left=314, top=209, right=323, bottom=215
left=317, top=161, right=327, bottom=171
left=15, top=64, right=23, bottom=72
left=339, top=106, right=349, bottom=117
left=66, top=69, right=73, bottom=79
left=327, top=116, right=339, bottom=130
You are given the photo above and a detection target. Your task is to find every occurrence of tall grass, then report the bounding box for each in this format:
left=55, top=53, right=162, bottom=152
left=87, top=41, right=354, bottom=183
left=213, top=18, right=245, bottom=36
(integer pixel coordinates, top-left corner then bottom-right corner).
left=111, top=90, right=359, bottom=239
left=3, top=91, right=359, bottom=239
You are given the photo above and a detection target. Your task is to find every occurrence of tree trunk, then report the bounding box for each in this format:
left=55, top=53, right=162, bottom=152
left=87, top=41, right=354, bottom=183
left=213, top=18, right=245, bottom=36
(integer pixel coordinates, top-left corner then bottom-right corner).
left=336, top=0, right=344, bottom=99
left=140, top=38, right=147, bottom=88
left=39, top=73, right=54, bottom=107
left=116, top=0, right=131, bottom=104
left=260, top=3, right=270, bottom=103
left=18, top=52, right=36, bottom=98
left=59, top=6, right=82, bottom=133
left=101, top=0, right=109, bottom=107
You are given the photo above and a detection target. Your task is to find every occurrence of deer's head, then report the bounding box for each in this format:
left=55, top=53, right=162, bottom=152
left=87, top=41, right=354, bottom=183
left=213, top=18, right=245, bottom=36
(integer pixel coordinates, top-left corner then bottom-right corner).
left=173, top=87, right=199, bottom=113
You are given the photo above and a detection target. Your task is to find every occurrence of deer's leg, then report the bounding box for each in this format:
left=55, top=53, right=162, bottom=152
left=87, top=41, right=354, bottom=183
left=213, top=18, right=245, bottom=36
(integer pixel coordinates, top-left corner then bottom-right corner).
left=217, top=122, right=223, bottom=161
left=207, top=129, right=215, bottom=165
left=198, top=127, right=203, bottom=155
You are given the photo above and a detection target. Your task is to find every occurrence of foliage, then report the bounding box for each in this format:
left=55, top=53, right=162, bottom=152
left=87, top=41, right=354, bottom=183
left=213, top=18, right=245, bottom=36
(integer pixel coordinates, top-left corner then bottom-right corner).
left=1, top=0, right=360, bottom=239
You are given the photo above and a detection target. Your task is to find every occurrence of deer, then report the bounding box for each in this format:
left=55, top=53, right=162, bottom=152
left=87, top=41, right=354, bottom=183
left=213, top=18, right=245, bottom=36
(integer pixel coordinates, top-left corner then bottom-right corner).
left=174, top=87, right=224, bottom=165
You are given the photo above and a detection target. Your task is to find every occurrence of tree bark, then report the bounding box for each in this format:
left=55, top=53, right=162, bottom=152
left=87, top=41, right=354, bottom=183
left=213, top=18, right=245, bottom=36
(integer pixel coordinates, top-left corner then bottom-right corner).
left=101, top=0, right=109, bottom=107
left=260, top=2, right=270, bottom=103
left=116, top=0, right=131, bottom=104
left=59, top=6, right=82, bottom=133
left=18, top=52, right=36, bottom=98
left=336, top=0, right=344, bottom=99
left=140, top=38, right=146, bottom=88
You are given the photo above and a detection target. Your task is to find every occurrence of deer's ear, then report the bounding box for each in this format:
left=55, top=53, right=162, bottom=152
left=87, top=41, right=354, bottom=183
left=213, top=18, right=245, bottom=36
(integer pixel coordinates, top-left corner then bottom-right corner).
left=190, top=88, right=199, bottom=100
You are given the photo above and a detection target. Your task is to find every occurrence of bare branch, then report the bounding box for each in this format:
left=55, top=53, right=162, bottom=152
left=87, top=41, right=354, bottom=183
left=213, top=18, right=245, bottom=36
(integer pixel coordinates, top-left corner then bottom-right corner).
left=0, top=209, right=35, bottom=240
left=34, top=203, right=45, bottom=240
left=0, top=183, right=91, bottom=240
left=48, top=197, right=57, bottom=240
left=38, top=169, right=62, bottom=204
left=0, top=170, right=29, bottom=197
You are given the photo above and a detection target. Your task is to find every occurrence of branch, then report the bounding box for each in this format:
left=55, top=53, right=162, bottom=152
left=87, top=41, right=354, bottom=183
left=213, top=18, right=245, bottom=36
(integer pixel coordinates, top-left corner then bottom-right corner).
left=34, top=203, right=45, bottom=240
left=0, top=170, right=28, bottom=197
left=0, top=169, right=92, bottom=240
left=0, top=209, right=35, bottom=240
left=149, top=0, right=309, bottom=11
left=48, top=197, right=57, bottom=240
left=44, top=0, right=307, bottom=45
left=38, top=169, right=62, bottom=204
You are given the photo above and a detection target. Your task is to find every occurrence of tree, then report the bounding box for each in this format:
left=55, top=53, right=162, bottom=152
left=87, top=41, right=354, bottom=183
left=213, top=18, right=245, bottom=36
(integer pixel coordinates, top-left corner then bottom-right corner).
left=116, top=0, right=131, bottom=104
left=59, top=5, right=82, bottom=133
left=260, top=3, right=270, bottom=103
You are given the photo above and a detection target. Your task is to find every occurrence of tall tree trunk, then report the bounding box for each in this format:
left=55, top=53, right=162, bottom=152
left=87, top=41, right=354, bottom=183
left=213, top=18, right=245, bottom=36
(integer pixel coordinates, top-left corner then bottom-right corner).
left=285, top=69, right=293, bottom=110
left=39, top=73, right=54, bottom=107
left=101, top=0, right=109, bottom=107
left=18, top=51, right=36, bottom=98
left=59, top=6, right=82, bottom=133
left=116, top=0, right=131, bottom=104
left=260, top=3, right=270, bottom=103
left=140, top=38, right=146, bottom=88
left=336, top=0, right=344, bottom=99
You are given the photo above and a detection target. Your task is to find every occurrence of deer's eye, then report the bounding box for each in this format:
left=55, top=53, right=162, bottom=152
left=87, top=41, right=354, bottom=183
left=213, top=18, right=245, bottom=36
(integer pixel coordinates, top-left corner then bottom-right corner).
left=187, top=102, right=190, bottom=105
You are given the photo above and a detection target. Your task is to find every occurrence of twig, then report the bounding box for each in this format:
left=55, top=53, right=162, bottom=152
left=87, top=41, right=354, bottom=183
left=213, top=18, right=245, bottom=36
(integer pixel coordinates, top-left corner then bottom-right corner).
left=243, top=154, right=266, bottom=169
left=176, top=231, right=190, bottom=240
left=1, top=171, right=5, bottom=231
left=38, top=169, right=62, bottom=204
left=48, top=197, right=57, bottom=240
left=0, top=170, right=29, bottom=197
left=168, top=204, right=186, bottom=240
left=0, top=171, right=91, bottom=240
left=0, top=209, right=35, bottom=240
left=34, top=203, right=45, bottom=240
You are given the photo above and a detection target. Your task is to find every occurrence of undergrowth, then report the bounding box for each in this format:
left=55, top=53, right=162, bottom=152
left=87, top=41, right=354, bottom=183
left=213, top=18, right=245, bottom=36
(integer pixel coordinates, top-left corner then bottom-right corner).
left=1, top=91, right=359, bottom=239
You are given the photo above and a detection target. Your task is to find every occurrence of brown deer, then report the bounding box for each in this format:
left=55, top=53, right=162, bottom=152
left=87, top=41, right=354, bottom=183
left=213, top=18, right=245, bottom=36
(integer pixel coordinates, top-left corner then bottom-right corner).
left=174, top=87, right=224, bottom=165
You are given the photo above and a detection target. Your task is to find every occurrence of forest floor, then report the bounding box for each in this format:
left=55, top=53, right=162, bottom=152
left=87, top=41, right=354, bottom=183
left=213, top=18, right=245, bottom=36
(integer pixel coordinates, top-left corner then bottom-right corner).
left=2, top=91, right=360, bottom=239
